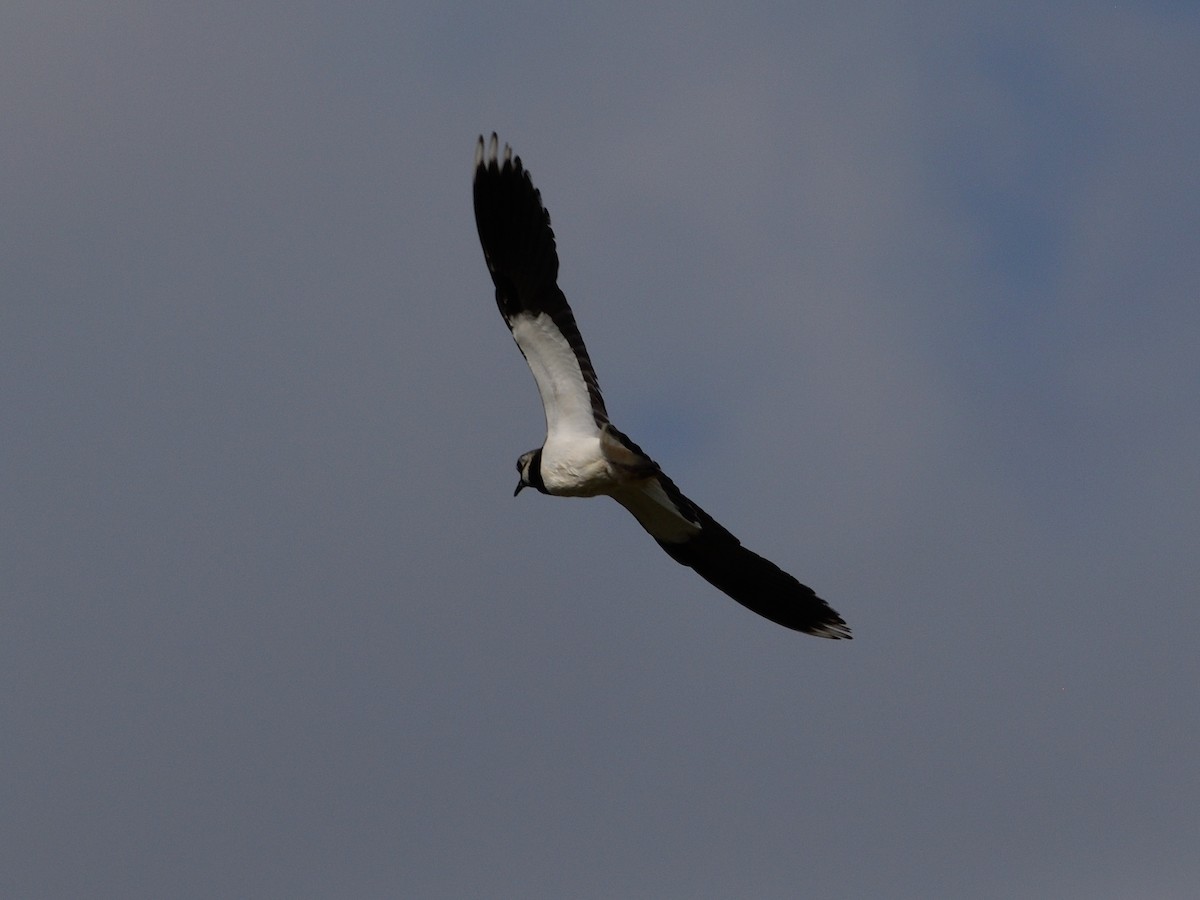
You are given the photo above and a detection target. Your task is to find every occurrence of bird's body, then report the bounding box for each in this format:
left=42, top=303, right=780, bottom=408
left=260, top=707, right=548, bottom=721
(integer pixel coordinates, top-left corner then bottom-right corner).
left=473, top=134, right=850, bottom=639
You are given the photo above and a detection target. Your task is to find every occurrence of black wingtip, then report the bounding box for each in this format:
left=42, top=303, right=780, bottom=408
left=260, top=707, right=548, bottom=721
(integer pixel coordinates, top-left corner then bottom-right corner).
left=635, top=474, right=852, bottom=639
left=807, top=615, right=853, bottom=640
left=656, top=532, right=852, bottom=639
left=474, top=132, right=523, bottom=184
left=472, top=133, right=562, bottom=311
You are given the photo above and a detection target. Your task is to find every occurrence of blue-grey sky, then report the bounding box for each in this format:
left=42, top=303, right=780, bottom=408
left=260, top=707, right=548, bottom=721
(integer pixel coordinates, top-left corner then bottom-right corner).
left=4, top=3, right=1199, bottom=897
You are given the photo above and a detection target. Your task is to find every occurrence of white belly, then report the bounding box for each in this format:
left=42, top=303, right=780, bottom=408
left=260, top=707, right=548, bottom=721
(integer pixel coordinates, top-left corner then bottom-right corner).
left=540, top=434, right=619, bottom=497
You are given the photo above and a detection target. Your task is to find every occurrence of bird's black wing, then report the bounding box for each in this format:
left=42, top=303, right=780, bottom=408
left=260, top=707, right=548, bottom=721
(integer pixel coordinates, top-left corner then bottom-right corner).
left=473, top=134, right=608, bottom=436
left=613, top=474, right=851, bottom=638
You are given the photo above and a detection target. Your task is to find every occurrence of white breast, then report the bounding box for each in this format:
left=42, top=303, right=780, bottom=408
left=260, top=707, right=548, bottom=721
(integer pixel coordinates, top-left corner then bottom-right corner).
left=540, top=434, right=617, bottom=496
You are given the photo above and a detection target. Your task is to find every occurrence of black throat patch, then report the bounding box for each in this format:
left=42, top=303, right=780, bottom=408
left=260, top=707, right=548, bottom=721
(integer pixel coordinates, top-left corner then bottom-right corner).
left=527, top=448, right=549, bottom=494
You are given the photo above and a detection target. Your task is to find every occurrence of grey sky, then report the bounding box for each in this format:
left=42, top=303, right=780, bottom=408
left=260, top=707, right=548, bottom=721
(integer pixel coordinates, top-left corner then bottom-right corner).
left=3, top=3, right=1198, bottom=897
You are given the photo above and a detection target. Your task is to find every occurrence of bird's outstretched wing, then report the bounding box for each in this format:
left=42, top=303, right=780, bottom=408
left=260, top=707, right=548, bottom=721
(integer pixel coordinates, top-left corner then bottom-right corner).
left=613, top=474, right=852, bottom=639
left=473, top=134, right=607, bottom=440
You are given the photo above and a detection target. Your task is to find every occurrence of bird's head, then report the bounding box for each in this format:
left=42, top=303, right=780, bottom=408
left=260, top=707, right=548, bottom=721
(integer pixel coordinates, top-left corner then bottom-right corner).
left=514, top=448, right=545, bottom=496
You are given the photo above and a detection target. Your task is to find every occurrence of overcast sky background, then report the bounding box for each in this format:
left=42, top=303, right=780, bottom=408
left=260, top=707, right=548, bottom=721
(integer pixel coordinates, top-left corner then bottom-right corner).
left=4, top=3, right=1199, bottom=898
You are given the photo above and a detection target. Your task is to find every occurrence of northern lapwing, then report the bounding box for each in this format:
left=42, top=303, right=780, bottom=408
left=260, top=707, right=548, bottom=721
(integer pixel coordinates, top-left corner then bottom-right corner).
left=473, top=134, right=850, bottom=639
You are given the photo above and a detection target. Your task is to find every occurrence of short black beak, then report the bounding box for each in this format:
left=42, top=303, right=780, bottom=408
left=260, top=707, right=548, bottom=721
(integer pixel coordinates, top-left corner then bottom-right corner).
left=513, top=481, right=526, bottom=497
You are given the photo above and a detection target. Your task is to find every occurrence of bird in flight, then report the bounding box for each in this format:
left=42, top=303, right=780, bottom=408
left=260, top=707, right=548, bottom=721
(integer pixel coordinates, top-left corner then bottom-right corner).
left=472, top=134, right=850, bottom=638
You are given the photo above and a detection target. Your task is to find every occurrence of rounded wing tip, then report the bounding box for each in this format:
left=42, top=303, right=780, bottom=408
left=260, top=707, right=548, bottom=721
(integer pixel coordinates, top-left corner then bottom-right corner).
left=474, top=132, right=525, bottom=181
left=808, top=619, right=852, bottom=640
left=474, top=132, right=499, bottom=173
